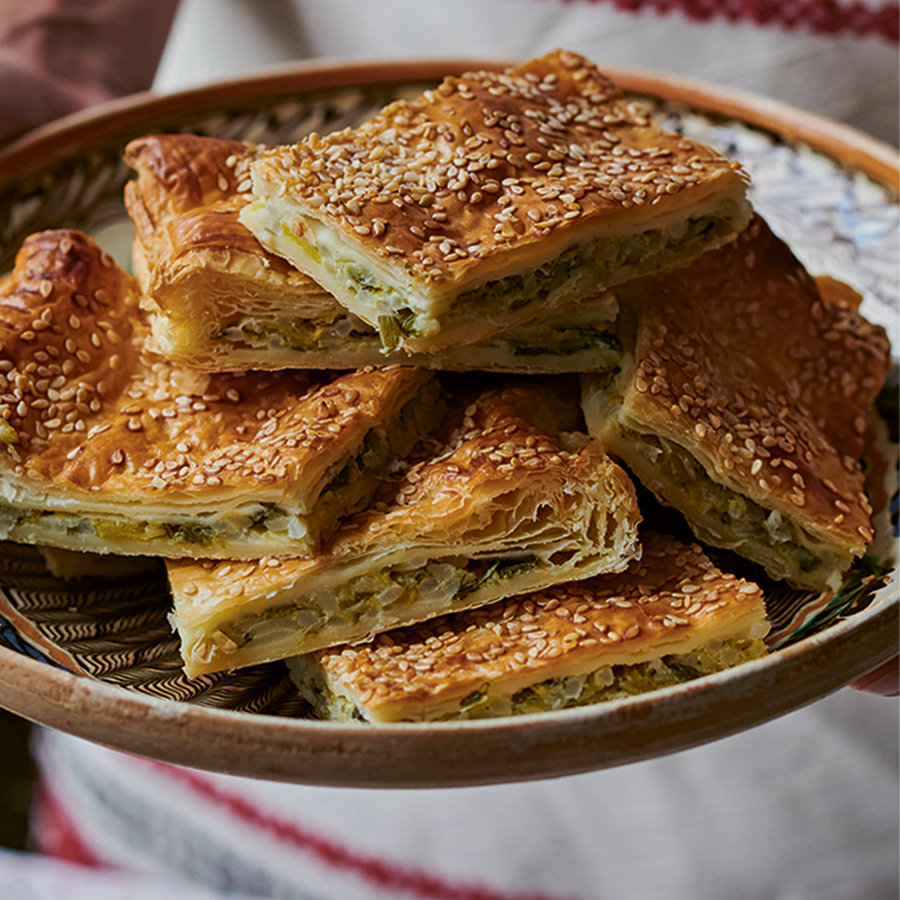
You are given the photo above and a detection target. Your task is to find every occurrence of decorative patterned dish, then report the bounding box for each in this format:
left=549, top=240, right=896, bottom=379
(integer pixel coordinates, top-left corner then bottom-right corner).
left=0, top=60, right=895, bottom=787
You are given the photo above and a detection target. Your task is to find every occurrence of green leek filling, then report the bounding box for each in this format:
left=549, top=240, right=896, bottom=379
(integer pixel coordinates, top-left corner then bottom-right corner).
left=623, top=428, right=837, bottom=582
left=220, top=553, right=540, bottom=648
left=0, top=501, right=291, bottom=550
left=350, top=213, right=736, bottom=351
left=506, top=327, right=619, bottom=359
left=220, top=315, right=619, bottom=362
left=281, top=222, right=321, bottom=264
left=504, top=637, right=768, bottom=716
left=219, top=316, right=376, bottom=353
left=453, top=214, right=727, bottom=316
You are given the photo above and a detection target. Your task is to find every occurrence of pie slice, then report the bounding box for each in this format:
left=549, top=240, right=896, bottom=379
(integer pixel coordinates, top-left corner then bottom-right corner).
left=0, top=229, right=442, bottom=558
left=288, top=532, right=770, bottom=723
left=167, top=376, right=641, bottom=677
left=241, top=49, right=752, bottom=355
left=125, top=132, right=620, bottom=373
left=581, top=216, right=891, bottom=591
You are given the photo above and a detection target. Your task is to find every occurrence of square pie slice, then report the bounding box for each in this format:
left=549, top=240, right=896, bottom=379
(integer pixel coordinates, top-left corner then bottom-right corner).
left=581, top=216, right=891, bottom=592
left=0, top=230, right=442, bottom=558
left=167, top=376, right=641, bottom=677
left=287, top=532, right=770, bottom=723
left=125, top=132, right=620, bottom=374
left=241, top=49, right=752, bottom=355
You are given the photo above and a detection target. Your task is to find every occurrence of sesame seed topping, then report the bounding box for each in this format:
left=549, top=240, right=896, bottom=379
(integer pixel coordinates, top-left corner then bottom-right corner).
left=618, top=216, right=889, bottom=563
left=309, top=533, right=766, bottom=719
left=250, top=50, right=747, bottom=287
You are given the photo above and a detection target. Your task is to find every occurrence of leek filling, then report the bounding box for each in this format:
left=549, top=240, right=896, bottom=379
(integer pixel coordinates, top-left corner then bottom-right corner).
left=505, top=327, right=619, bottom=359
left=622, top=428, right=842, bottom=583
left=288, top=377, right=445, bottom=529
left=0, top=501, right=293, bottom=549
left=214, top=314, right=619, bottom=362
left=377, top=310, right=419, bottom=353
left=294, top=636, right=768, bottom=722
left=504, top=637, right=768, bottom=717
left=219, top=554, right=540, bottom=649
left=346, top=212, right=739, bottom=351
left=453, top=215, right=726, bottom=315
left=217, top=315, right=380, bottom=353
left=315, top=428, right=391, bottom=503
left=280, top=222, right=321, bottom=264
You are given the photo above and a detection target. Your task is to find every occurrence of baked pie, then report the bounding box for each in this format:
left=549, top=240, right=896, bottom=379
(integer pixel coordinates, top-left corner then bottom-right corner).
left=167, top=376, right=641, bottom=677
left=581, top=216, right=891, bottom=591
left=0, top=230, right=442, bottom=559
left=288, top=532, right=769, bottom=722
left=241, top=50, right=752, bottom=355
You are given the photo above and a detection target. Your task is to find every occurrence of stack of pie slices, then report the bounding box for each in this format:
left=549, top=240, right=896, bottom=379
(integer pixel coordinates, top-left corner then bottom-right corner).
left=0, top=50, right=889, bottom=722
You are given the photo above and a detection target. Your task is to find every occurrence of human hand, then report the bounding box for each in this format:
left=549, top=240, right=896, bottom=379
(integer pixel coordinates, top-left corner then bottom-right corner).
left=849, top=656, right=899, bottom=697
left=0, top=0, right=179, bottom=147
left=0, top=55, right=112, bottom=146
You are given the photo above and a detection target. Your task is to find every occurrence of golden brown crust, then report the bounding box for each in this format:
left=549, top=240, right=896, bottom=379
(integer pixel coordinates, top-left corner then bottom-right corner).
left=0, top=229, right=437, bottom=557
left=0, top=229, right=142, bottom=456
left=124, top=134, right=342, bottom=361
left=166, top=376, right=642, bottom=676
left=124, top=132, right=338, bottom=285
left=124, top=132, right=623, bottom=374
left=308, top=532, right=768, bottom=721
left=125, top=133, right=256, bottom=217
left=250, top=49, right=749, bottom=292
left=591, top=215, right=890, bottom=568
left=124, top=134, right=281, bottom=276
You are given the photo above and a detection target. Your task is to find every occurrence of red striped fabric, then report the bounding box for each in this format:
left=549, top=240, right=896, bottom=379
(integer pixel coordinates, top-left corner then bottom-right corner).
left=31, top=780, right=108, bottom=870
left=143, top=760, right=588, bottom=900
left=541, top=0, right=899, bottom=42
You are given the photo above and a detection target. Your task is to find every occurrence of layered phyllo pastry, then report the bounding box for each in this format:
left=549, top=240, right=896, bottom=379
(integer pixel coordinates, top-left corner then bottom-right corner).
left=241, top=49, right=752, bottom=355
left=167, top=376, right=641, bottom=677
left=0, top=230, right=442, bottom=558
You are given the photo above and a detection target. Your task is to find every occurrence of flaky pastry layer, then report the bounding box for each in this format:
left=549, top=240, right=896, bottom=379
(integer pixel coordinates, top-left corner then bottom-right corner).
left=125, top=133, right=349, bottom=368
left=289, top=532, right=769, bottom=723
left=582, top=216, right=891, bottom=591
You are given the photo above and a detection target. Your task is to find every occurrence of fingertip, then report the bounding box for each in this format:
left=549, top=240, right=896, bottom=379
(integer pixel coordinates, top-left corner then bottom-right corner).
left=849, top=656, right=900, bottom=697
